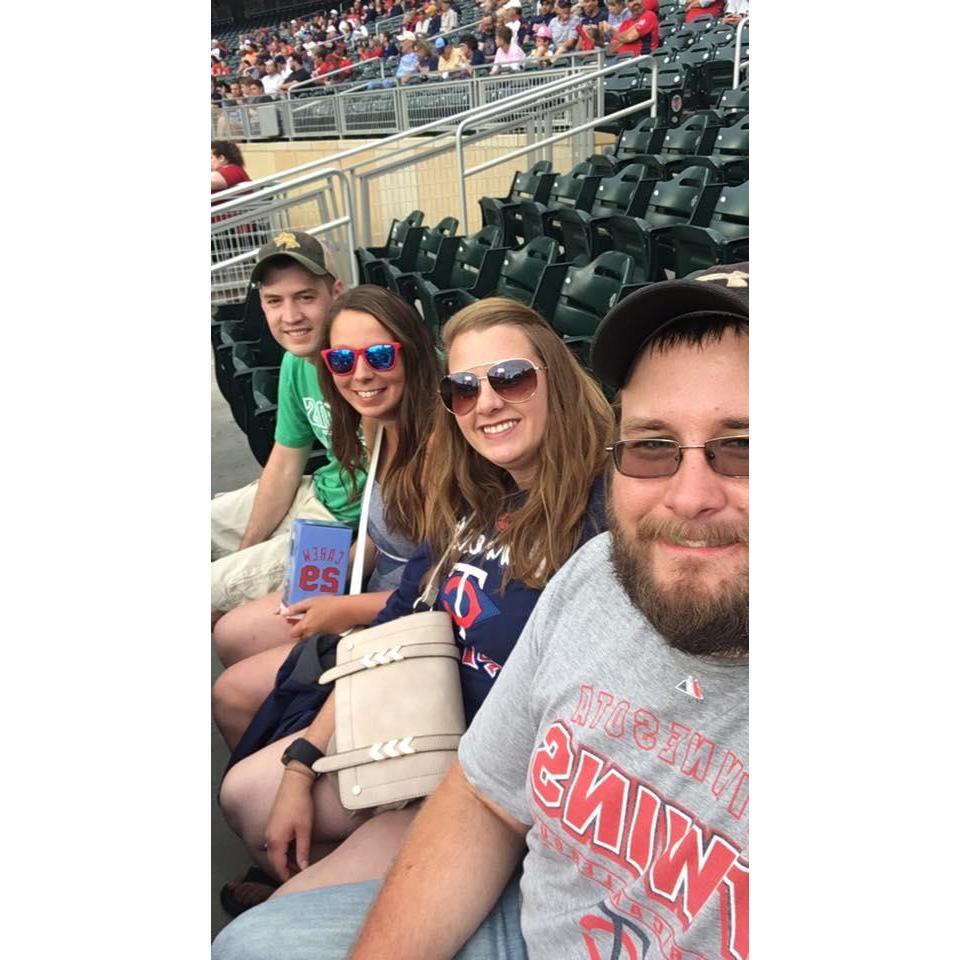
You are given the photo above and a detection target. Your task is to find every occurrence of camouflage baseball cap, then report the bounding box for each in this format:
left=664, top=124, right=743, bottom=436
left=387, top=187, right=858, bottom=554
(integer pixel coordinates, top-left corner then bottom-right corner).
left=250, top=230, right=332, bottom=284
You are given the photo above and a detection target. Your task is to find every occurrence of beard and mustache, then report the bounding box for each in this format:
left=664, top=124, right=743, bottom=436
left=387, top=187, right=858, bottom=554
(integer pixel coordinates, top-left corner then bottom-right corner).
left=607, top=507, right=749, bottom=658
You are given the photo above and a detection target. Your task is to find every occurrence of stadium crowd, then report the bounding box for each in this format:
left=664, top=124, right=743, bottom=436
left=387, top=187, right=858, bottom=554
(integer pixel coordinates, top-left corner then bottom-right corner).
left=211, top=0, right=749, bottom=102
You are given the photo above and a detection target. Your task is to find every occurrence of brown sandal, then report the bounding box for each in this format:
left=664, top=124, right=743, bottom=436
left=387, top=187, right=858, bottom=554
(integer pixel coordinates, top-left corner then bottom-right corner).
left=219, top=865, right=279, bottom=917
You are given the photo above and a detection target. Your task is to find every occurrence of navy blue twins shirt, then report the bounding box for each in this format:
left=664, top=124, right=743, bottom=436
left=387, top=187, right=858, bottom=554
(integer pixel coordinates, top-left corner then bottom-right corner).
left=372, top=476, right=607, bottom=723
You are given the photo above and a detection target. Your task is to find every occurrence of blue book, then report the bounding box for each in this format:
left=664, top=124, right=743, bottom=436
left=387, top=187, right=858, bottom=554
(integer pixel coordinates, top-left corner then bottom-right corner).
left=281, top=518, right=353, bottom=607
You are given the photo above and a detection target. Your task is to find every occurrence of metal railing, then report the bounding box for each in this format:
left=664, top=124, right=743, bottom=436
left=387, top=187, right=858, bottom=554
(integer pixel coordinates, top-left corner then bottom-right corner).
left=732, top=15, right=749, bottom=90
left=455, top=53, right=657, bottom=231
left=211, top=49, right=605, bottom=144
left=211, top=167, right=357, bottom=304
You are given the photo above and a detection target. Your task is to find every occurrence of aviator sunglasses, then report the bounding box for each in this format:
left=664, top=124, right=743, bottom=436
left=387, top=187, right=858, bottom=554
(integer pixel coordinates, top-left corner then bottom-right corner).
left=439, top=358, right=546, bottom=415
left=607, top=436, right=749, bottom=479
left=320, top=341, right=402, bottom=376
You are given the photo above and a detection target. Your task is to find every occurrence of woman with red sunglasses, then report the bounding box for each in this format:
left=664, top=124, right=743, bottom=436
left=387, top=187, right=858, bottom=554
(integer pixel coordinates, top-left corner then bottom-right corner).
left=216, top=298, right=613, bottom=918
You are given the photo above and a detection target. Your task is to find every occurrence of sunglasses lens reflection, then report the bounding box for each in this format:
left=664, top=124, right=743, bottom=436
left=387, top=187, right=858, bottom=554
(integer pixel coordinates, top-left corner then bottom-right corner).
left=365, top=343, right=397, bottom=370
left=326, top=349, right=356, bottom=374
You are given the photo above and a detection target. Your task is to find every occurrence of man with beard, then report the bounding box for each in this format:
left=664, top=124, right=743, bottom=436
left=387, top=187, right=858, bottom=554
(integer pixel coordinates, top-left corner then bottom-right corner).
left=211, top=264, right=748, bottom=960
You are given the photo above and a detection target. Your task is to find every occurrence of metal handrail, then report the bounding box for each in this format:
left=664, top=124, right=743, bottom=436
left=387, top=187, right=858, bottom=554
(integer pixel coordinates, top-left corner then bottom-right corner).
left=455, top=53, right=657, bottom=229
left=732, top=15, right=749, bottom=90
left=212, top=58, right=611, bottom=207
left=210, top=167, right=358, bottom=286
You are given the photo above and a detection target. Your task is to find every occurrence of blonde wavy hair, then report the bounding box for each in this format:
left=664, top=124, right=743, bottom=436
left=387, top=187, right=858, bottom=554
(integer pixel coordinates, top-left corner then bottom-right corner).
left=423, top=298, right=613, bottom=589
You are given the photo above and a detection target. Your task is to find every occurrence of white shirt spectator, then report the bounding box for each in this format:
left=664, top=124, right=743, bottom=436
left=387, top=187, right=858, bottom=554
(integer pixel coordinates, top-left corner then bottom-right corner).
left=441, top=8, right=459, bottom=32
left=262, top=72, right=284, bottom=96
left=725, top=0, right=749, bottom=13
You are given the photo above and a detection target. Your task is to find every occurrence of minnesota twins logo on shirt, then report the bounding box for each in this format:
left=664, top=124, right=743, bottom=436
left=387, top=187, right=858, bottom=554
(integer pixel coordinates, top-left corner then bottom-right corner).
left=441, top=561, right=501, bottom=631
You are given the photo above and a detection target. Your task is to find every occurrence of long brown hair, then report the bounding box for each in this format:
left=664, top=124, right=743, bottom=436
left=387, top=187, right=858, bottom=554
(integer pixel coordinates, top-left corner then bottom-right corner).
left=317, top=286, right=441, bottom=544
left=423, top=298, right=613, bottom=588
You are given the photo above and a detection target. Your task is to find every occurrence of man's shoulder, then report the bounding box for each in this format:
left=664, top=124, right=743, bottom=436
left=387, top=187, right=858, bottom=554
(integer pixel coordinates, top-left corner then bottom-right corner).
left=538, top=532, right=618, bottom=614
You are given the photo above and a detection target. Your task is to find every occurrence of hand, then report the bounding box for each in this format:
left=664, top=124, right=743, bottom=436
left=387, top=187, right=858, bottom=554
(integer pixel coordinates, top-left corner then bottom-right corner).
left=286, top=594, right=359, bottom=639
left=263, top=769, right=315, bottom=881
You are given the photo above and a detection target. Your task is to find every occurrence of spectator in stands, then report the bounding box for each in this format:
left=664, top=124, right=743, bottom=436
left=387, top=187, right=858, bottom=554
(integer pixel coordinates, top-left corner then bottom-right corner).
left=415, top=37, right=440, bottom=71
left=436, top=34, right=468, bottom=77
left=684, top=0, right=723, bottom=21
left=577, top=0, right=608, bottom=42
left=499, top=0, right=525, bottom=41
left=241, top=77, right=274, bottom=104
left=211, top=234, right=357, bottom=620
left=549, top=0, right=581, bottom=57
left=723, top=0, right=748, bottom=24
left=609, top=0, right=659, bottom=54
left=490, top=24, right=525, bottom=72
left=602, top=0, right=629, bottom=31
left=367, top=31, right=427, bottom=86
left=212, top=55, right=232, bottom=77
left=439, top=0, right=459, bottom=32
left=530, top=0, right=555, bottom=28
left=388, top=0, right=403, bottom=16
left=477, top=15, right=498, bottom=57
left=212, top=286, right=441, bottom=753
left=213, top=267, right=749, bottom=960
left=460, top=34, right=487, bottom=69
left=211, top=140, right=251, bottom=194
left=260, top=58, right=284, bottom=96
left=279, top=53, right=311, bottom=93
left=222, top=80, right=243, bottom=105
left=212, top=78, right=225, bottom=105
left=211, top=298, right=612, bottom=918
left=528, top=24, right=555, bottom=65
left=381, top=31, right=399, bottom=58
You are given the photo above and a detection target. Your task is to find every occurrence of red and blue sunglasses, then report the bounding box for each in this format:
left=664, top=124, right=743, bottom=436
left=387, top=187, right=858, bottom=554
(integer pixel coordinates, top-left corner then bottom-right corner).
left=320, top=341, right=402, bottom=376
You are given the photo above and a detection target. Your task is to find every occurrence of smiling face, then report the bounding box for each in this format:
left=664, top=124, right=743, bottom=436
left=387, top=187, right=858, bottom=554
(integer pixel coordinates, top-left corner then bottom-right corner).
left=258, top=261, right=342, bottom=360
left=445, top=325, right=549, bottom=489
left=608, top=328, right=748, bottom=655
left=326, top=309, right=406, bottom=423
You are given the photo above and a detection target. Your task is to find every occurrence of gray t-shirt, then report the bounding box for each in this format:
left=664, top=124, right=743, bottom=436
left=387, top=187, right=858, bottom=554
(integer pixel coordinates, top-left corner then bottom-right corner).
left=459, top=533, right=749, bottom=960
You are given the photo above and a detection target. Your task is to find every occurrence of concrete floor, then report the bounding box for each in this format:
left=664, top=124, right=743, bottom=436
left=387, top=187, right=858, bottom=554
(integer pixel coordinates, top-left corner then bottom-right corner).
left=211, top=366, right=262, bottom=941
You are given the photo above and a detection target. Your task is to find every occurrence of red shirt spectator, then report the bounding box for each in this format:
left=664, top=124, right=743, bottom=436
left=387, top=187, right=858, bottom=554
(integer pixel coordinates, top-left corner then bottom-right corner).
left=610, top=0, right=660, bottom=55
left=684, top=0, right=724, bottom=22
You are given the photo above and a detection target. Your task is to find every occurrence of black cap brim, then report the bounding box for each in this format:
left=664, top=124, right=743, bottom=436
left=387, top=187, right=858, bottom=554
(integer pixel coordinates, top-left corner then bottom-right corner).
left=590, top=265, right=749, bottom=389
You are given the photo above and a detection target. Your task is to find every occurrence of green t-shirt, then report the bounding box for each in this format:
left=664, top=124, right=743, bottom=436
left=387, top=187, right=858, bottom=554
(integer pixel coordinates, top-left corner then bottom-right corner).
left=273, top=352, right=366, bottom=526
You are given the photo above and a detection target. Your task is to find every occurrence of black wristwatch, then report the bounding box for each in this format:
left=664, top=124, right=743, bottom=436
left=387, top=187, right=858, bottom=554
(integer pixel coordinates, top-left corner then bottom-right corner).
left=281, top=738, right=325, bottom=777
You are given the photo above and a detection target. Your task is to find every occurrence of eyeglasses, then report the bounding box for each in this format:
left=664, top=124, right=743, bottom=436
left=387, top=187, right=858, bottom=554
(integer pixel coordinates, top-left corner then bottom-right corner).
left=607, top=436, right=749, bottom=479
left=320, top=342, right=402, bottom=376
left=439, top=358, right=546, bottom=415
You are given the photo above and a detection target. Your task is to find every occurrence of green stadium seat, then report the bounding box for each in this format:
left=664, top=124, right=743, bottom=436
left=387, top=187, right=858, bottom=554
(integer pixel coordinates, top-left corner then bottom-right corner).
left=480, top=161, right=557, bottom=249
left=670, top=180, right=749, bottom=278
left=515, top=165, right=604, bottom=249
left=410, top=226, right=508, bottom=338
left=355, top=210, right=425, bottom=283
left=365, top=217, right=459, bottom=288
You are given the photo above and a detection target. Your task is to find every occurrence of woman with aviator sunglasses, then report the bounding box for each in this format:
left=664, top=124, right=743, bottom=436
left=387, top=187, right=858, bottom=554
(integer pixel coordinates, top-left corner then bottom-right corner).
left=215, top=299, right=613, bottom=911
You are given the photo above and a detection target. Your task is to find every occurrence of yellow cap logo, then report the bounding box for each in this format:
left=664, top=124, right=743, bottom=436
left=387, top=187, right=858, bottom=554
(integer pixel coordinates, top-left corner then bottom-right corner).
left=273, top=232, right=301, bottom=250
left=697, top=269, right=748, bottom=288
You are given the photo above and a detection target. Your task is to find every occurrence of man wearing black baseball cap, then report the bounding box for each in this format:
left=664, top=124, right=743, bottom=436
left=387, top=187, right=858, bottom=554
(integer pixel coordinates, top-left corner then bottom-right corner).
left=212, top=264, right=749, bottom=960
left=211, top=231, right=358, bottom=626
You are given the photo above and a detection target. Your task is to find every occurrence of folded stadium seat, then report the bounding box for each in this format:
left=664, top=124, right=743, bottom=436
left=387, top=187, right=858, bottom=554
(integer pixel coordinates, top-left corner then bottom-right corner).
left=669, top=180, right=748, bottom=278
left=706, top=123, right=748, bottom=184
left=355, top=211, right=425, bottom=283
left=662, top=33, right=694, bottom=54
left=213, top=285, right=268, bottom=406
left=533, top=251, right=636, bottom=342
left=594, top=117, right=667, bottom=172
left=699, top=48, right=744, bottom=106
left=212, top=298, right=249, bottom=352
left=680, top=16, right=716, bottom=41
left=375, top=218, right=461, bottom=294
left=479, top=161, right=557, bottom=249
left=674, top=45, right=717, bottom=111
left=433, top=237, right=564, bottom=324
left=716, top=89, right=748, bottom=124
left=618, top=164, right=722, bottom=280
left=540, top=163, right=662, bottom=272
left=410, top=225, right=508, bottom=338
left=364, top=217, right=459, bottom=289
left=514, top=163, right=605, bottom=250
left=227, top=321, right=285, bottom=432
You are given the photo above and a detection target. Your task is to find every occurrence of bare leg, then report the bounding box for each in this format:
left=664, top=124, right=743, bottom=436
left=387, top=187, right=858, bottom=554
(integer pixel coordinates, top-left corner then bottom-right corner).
left=212, top=642, right=296, bottom=750
left=213, top=591, right=293, bottom=667
left=219, top=731, right=372, bottom=874
left=271, top=805, right=421, bottom=896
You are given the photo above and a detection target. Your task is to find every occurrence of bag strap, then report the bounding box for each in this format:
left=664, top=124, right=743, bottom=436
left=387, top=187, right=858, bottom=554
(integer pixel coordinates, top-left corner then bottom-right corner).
left=349, top=424, right=384, bottom=596
left=312, top=733, right=462, bottom=775
left=319, top=641, right=460, bottom=685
